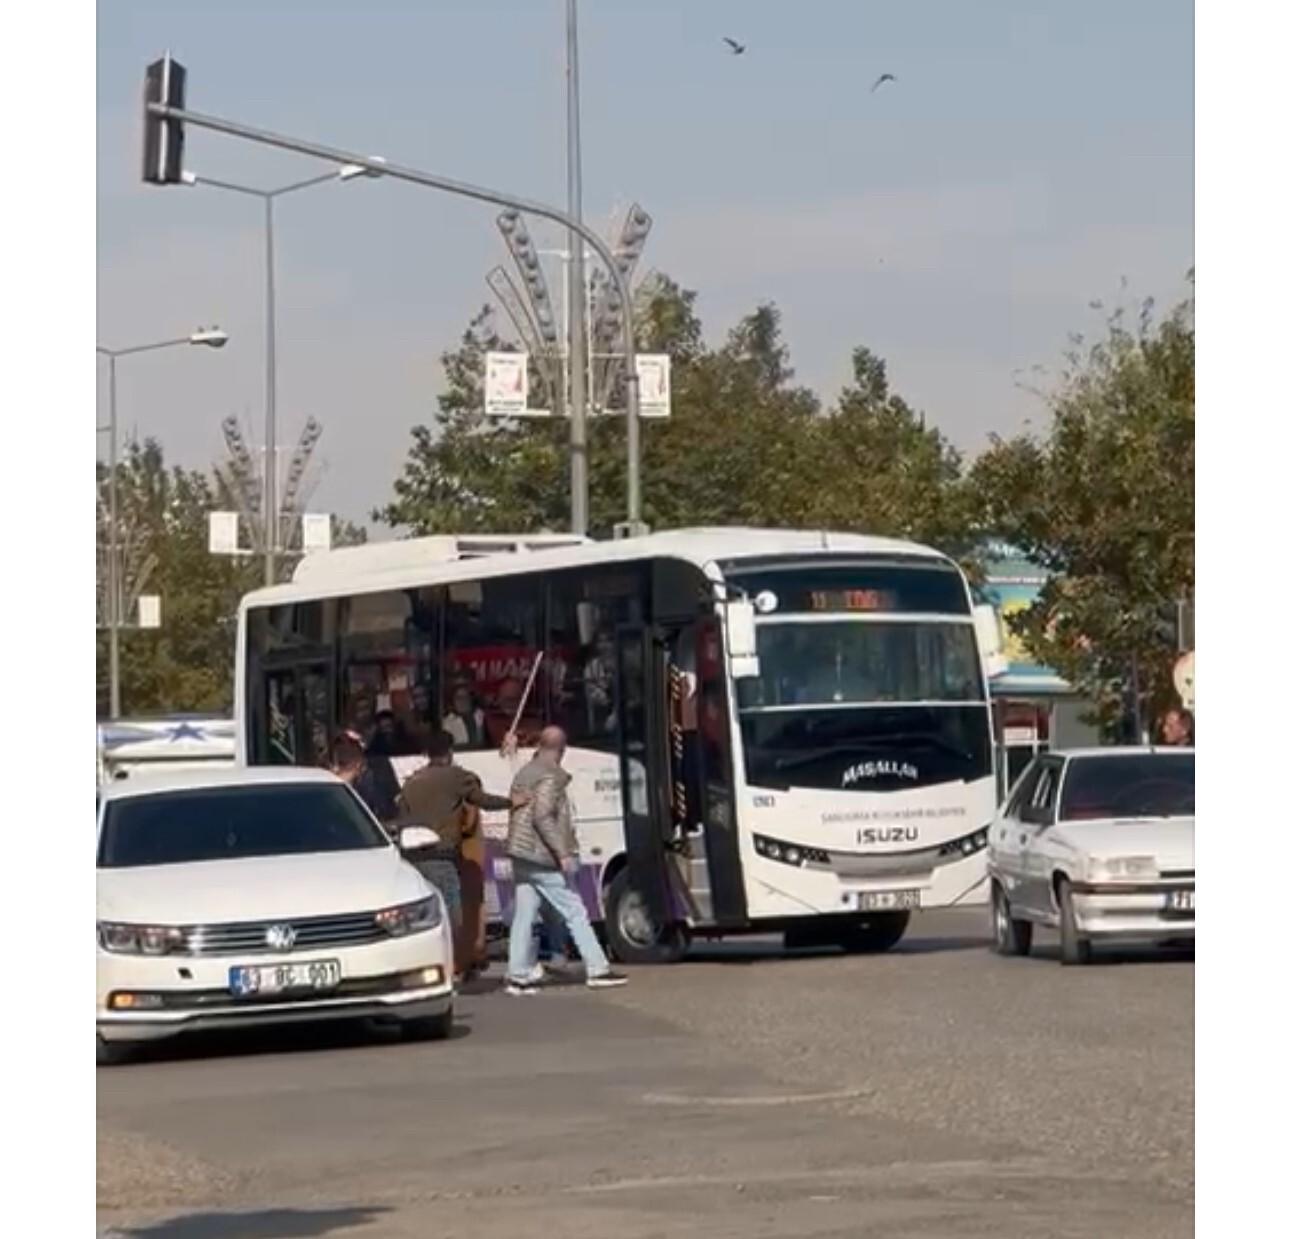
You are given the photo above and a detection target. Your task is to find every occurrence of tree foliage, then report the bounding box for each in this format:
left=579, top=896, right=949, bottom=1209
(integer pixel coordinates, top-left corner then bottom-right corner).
left=96, top=439, right=366, bottom=718
left=966, top=282, right=1195, bottom=731
left=376, top=278, right=959, bottom=544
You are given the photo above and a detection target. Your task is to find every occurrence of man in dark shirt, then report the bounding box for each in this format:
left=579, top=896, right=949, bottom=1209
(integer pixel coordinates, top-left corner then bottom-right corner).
left=331, top=731, right=397, bottom=823
left=396, top=730, right=520, bottom=979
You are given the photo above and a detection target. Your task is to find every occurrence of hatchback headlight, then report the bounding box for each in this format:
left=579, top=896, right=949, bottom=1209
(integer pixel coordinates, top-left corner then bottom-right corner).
left=375, top=896, right=442, bottom=936
left=97, top=922, right=184, bottom=955
left=1089, top=856, right=1159, bottom=880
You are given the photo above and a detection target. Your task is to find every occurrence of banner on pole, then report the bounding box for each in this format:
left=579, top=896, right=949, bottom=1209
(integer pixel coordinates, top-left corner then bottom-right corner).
left=636, top=354, right=671, bottom=418
left=208, top=511, right=240, bottom=556
left=137, top=595, right=162, bottom=629
left=484, top=351, right=530, bottom=416
left=302, top=513, right=332, bottom=554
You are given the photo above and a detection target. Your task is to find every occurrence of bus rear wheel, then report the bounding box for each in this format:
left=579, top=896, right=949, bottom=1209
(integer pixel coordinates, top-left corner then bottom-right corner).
left=604, top=871, right=688, bottom=964
left=836, top=911, right=911, bottom=954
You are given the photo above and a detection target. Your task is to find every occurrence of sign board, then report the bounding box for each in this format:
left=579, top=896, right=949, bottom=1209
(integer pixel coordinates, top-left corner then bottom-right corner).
left=301, top=513, right=332, bottom=554
left=484, top=351, right=529, bottom=415
left=208, top=511, right=240, bottom=556
left=137, top=595, right=162, bottom=629
left=637, top=353, right=671, bottom=418
left=1174, top=651, right=1195, bottom=711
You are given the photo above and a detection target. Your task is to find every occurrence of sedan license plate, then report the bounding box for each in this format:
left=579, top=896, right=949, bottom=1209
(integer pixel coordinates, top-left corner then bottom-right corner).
left=856, top=889, right=921, bottom=912
left=229, top=959, right=341, bottom=998
left=1166, top=889, right=1195, bottom=913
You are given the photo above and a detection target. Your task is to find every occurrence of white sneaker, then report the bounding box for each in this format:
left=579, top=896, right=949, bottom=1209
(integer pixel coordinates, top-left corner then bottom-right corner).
left=586, top=970, right=629, bottom=989
left=505, top=977, right=540, bottom=996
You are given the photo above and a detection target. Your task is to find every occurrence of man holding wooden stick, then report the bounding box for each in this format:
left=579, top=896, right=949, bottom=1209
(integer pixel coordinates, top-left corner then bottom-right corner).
left=503, top=725, right=628, bottom=994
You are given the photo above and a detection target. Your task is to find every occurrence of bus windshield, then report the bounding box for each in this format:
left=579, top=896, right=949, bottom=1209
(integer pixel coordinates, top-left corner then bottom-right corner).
left=737, top=619, right=984, bottom=710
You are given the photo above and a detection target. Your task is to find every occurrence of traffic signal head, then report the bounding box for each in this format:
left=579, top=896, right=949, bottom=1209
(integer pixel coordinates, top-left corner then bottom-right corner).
left=143, top=54, right=188, bottom=185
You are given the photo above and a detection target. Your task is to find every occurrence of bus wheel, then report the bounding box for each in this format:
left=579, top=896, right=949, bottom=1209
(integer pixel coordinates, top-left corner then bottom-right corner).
left=837, top=911, right=910, bottom=954
left=604, top=871, right=688, bottom=964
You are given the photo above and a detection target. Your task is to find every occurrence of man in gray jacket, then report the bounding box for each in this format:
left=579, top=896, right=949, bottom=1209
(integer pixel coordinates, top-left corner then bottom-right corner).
left=505, top=726, right=628, bottom=993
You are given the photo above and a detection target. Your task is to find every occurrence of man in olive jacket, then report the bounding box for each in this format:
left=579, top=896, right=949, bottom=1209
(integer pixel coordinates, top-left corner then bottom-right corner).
left=504, top=726, right=627, bottom=993
left=397, top=730, right=514, bottom=975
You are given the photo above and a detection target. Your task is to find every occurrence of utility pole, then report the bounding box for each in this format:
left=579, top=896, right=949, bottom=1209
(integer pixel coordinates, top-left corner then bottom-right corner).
left=566, top=0, right=590, bottom=535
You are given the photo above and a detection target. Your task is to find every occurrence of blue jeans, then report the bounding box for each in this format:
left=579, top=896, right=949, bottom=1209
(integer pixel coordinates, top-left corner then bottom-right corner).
left=507, top=859, right=610, bottom=981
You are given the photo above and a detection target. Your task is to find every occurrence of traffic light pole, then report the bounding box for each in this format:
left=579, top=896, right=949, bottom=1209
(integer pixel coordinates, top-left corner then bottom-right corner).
left=144, top=93, right=646, bottom=534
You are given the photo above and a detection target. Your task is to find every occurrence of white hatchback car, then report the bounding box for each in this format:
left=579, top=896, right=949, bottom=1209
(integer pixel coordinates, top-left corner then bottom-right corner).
left=97, top=767, right=454, bottom=1062
left=987, top=747, right=1194, bottom=965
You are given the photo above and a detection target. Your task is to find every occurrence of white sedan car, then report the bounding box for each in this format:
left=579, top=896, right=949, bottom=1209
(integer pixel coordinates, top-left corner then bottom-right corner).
left=988, top=747, right=1194, bottom=965
left=97, top=767, right=454, bottom=1062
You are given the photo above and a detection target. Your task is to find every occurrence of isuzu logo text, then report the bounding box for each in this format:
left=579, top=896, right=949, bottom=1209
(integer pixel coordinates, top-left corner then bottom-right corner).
left=858, top=825, right=921, bottom=846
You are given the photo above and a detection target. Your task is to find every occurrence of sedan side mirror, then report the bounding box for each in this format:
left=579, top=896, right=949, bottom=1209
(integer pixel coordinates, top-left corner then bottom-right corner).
left=398, top=826, right=440, bottom=851
left=1018, top=804, right=1053, bottom=829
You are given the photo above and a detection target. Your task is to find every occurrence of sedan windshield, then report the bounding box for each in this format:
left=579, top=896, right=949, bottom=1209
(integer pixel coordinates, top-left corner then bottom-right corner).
left=98, top=783, right=390, bottom=869
left=1060, top=754, right=1195, bottom=821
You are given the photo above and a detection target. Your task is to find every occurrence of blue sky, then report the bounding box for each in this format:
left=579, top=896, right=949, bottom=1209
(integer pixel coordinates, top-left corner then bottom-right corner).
left=97, top=0, right=1194, bottom=527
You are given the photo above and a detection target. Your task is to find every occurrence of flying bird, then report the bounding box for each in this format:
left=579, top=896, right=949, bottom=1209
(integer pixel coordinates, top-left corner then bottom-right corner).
left=723, top=37, right=747, bottom=56
left=871, top=73, right=897, bottom=93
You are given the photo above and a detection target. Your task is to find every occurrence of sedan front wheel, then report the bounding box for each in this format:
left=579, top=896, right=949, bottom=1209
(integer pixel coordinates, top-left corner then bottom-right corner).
left=1057, top=878, right=1092, bottom=966
left=990, top=881, right=1032, bottom=957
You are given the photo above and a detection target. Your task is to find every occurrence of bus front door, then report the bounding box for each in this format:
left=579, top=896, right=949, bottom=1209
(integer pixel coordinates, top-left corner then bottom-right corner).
left=259, top=656, right=335, bottom=768
left=614, top=623, right=676, bottom=938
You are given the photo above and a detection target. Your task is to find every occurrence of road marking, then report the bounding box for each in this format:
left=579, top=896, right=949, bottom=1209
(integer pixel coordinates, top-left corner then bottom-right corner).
left=640, top=1086, right=871, bottom=1107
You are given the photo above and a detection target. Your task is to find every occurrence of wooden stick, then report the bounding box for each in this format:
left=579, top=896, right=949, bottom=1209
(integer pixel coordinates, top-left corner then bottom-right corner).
left=506, top=650, right=545, bottom=744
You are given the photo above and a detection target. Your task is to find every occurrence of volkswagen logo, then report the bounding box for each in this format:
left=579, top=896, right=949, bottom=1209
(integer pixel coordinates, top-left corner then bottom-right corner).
left=264, top=923, right=297, bottom=952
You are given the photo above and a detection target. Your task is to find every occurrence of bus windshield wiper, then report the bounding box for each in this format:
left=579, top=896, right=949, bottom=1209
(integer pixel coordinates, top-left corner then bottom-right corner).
left=770, top=733, right=972, bottom=773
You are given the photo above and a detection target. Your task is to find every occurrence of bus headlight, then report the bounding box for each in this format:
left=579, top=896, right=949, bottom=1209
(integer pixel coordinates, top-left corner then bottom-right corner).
left=937, top=829, right=990, bottom=861
left=754, top=834, right=830, bottom=867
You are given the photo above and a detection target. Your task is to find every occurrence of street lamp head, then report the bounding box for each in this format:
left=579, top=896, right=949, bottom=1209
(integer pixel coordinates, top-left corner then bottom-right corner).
left=339, top=156, right=385, bottom=181
left=190, top=327, right=229, bottom=349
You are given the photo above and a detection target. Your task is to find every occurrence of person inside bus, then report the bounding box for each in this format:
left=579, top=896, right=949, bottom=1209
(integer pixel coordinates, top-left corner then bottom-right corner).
left=486, top=678, right=542, bottom=749
left=583, top=630, right=618, bottom=734
left=369, top=708, right=418, bottom=758
left=331, top=730, right=398, bottom=824
left=443, top=683, right=488, bottom=750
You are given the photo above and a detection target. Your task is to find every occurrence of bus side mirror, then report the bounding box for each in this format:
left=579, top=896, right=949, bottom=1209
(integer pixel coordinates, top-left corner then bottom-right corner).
left=973, top=604, right=1007, bottom=677
left=725, top=599, right=761, bottom=679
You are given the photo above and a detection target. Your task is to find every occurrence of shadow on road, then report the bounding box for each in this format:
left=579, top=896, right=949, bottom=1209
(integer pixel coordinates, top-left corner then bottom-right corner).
left=100, top=1015, right=472, bottom=1069
left=104, top=1205, right=390, bottom=1238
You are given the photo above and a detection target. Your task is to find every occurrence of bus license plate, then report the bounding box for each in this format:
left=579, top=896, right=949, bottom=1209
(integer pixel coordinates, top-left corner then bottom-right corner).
left=856, top=889, right=921, bottom=912
left=1166, top=890, right=1194, bottom=912
left=229, top=959, right=341, bottom=997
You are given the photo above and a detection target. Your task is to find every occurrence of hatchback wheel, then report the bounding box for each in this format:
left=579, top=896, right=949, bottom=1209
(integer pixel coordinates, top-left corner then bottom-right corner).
left=991, top=881, right=1032, bottom=957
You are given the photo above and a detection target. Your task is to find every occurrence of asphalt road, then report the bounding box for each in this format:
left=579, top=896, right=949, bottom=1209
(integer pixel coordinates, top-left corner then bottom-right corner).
left=97, top=909, right=1193, bottom=1238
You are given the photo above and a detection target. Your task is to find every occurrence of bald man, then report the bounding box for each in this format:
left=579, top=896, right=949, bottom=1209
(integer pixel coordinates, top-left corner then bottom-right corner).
left=504, top=726, right=627, bottom=993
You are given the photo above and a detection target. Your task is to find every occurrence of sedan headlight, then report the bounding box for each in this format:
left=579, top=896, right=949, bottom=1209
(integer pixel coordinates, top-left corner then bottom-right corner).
left=1089, top=855, right=1159, bottom=881
left=97, top=922, right=185, bottom=955
left=375, top=896, right=442, bottom=936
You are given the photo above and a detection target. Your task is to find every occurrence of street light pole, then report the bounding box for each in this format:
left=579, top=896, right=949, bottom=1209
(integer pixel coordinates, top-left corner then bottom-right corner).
left=566, top=0, right=589, bottom=535
left=145, top=89, right=645, bottom=533
left=106, top=353, right=120, bottom=720
left=264, top=192, right=278, bottom=586
left=182, top=168, right=367, bottom=583
left=96, top=329, right=229, bottom=719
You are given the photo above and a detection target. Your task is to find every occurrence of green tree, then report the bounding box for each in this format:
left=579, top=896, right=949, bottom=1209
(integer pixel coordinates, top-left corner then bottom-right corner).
left=801, top=347, right=968, bottom=547
left=96, top=439, right=367, bottom=717
left=966, top=281, right=1195, bottom=733
left=97, top=440, right=257, bottom=717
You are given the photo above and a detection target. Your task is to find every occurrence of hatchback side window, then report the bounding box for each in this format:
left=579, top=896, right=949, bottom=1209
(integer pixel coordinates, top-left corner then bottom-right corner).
left=1027, top=762, right=1062, bottom=823
left=1004, top=761, right=1042, bottom=818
